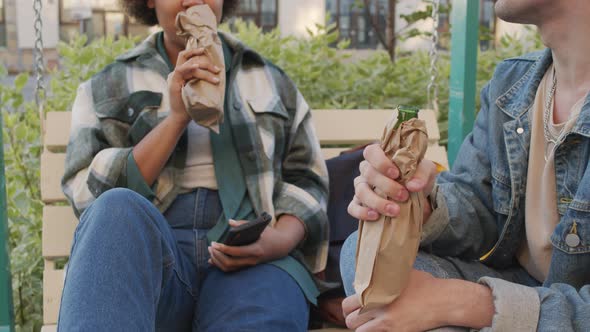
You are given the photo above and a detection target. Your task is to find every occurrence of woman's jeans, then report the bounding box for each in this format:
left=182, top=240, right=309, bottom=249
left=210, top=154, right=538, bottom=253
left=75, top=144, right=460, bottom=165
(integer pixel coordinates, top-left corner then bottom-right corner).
left=58, top=188, right=308, bottom=331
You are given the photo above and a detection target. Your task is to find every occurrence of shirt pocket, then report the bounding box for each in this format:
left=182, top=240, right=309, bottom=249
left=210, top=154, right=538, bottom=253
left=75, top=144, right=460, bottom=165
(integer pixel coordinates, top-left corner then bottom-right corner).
left=95, top=91, right=162, bottom=145
left=246, top=95, right=289, bottom=161
left=95, top=91, right=162, bottom=124
left=548, top=216, right=590, bottom=289
left=551, top=216, right=590, bottom=254
left=247, top=94, right=289, bottom=120
left=491, top=170, right=512, bottom=216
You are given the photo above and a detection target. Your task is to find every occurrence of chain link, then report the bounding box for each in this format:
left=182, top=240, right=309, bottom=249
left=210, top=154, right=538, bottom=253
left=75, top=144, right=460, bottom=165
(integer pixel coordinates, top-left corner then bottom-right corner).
left=33, top=0, right=45, bottom=112
left=426, top=0, right=440, bottom=113
left=33, top=0, right=46, bottom=136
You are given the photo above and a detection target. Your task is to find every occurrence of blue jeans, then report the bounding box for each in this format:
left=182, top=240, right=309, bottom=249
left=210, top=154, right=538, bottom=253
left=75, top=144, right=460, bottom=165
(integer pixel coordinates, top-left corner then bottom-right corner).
left=58, top=188, right=309, bottom=331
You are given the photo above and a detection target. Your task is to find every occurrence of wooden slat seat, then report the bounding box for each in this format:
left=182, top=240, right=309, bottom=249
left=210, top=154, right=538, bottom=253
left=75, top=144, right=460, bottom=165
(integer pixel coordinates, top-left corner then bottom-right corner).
left=41, top=109, right=448, bottom=328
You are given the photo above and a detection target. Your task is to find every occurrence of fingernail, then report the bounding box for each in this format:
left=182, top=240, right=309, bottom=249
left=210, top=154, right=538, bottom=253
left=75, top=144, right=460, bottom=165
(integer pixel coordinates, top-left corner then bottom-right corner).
left=395, top=189, right=408, bottom=201
left=368, top=210, right=379, bottom=219
left=213, top=77, right=220, bottom=83
left=408, top=179, right=423, bottom=190
left=211, top=242, right=219, bottom=248
left=387, top=168, right=398, bottom=179
left=214, top=66, right=221, bottom=71
left=386, top=204, right=398, bottom=216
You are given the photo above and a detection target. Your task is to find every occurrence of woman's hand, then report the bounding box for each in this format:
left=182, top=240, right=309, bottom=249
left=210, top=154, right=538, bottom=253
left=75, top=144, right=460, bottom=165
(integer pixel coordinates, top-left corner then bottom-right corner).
left=348, top=143, right=438, bottom=222
left=167, top=48, right=222, bottom=125
left=208, top=215, right=306, bottom=272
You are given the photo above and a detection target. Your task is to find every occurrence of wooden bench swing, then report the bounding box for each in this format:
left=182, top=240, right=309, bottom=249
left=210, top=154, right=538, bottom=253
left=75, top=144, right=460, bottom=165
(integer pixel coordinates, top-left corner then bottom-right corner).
left=39, top=108, right=448, bottom=331
left=34, top=1, right=452, bottom=330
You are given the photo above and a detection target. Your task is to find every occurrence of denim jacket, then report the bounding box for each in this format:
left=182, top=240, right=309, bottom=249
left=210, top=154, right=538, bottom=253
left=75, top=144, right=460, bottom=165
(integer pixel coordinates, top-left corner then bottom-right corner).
left=422, top=48, right=590, bottom=331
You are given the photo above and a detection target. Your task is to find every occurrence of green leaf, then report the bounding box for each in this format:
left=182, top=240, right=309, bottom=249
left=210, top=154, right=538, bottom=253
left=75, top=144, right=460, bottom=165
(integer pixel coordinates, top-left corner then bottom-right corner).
left=14, top=73, right=29, bottom=92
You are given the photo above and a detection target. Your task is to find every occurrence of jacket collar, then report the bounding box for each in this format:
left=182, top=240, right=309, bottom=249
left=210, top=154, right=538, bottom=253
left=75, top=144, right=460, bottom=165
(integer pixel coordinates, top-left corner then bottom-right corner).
left=495, top=48, right=590, bottom=138
left=495, top=48, right=550, bottom=119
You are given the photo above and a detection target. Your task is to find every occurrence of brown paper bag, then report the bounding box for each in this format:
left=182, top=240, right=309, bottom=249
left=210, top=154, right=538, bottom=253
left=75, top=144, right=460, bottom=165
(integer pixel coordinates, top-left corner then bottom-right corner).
left=354, top=114, right=429, bottom=313
left=175, top=5, right=226, bottom=133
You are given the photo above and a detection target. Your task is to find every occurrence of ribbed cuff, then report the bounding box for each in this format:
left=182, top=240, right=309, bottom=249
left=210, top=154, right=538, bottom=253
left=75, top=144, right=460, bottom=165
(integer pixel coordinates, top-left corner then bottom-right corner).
left=478, top=277, right=540, bottom=332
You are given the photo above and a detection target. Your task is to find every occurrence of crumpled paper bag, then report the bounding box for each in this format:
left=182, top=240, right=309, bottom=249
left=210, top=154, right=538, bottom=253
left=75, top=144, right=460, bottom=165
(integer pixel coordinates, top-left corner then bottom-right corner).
left=354, top=112, right=429, bottom=313
left=176, top=5, right=226, bottom=133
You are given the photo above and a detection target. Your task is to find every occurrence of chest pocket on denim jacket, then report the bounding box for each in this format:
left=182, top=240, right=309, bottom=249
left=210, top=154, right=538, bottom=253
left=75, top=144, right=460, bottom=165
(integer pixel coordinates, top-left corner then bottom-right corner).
left=491, top=170, right=512, bottom=215
left=246, top=95, right=289, bottom=161
left=549, top=214, right=590, bottom=289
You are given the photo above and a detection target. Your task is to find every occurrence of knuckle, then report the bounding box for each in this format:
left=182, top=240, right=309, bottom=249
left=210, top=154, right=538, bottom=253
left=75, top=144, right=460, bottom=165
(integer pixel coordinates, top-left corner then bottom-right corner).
left=383, top=181, right=399, bottom=198
left=345, top=315, right=356, bottom=329
left=254, top=246, right=264, bottom=257
left=359, top=160, right=368, bottom=174
left=366, top=143, right=378, bottom=155
left=347, top=202, right=355, bottom=215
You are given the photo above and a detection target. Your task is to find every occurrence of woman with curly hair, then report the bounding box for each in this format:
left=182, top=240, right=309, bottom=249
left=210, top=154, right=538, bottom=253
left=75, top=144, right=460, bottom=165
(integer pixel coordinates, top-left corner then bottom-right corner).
left=57, top=1, right=329, bottom=331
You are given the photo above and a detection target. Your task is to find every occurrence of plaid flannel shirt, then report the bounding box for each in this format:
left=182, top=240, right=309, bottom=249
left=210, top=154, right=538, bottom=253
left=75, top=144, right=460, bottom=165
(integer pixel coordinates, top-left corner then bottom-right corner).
left=62, top=32, right=329, bottom=274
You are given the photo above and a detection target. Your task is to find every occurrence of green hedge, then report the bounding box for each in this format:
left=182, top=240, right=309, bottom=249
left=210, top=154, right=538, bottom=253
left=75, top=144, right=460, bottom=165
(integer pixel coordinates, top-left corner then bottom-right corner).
left=1, top=21, right=540, bottom=331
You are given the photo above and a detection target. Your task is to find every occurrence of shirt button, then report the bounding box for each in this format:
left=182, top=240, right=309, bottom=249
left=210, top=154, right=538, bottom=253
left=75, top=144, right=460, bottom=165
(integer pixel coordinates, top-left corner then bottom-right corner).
left=128, top=108, right=135, bottom=117
left=516, top=127, right=524, bottom=134
left=565, top=233, right=581, bottom=248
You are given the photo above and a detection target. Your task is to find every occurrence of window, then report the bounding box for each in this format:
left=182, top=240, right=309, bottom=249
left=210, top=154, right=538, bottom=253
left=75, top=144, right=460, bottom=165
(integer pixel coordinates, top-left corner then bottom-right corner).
left=234, top=0, right=278, bottom=33
left=0, top=0, right=5, bottom=47
left=327, top=0, right=387, bottom=49
left=59, top=0, right=147, bottom=42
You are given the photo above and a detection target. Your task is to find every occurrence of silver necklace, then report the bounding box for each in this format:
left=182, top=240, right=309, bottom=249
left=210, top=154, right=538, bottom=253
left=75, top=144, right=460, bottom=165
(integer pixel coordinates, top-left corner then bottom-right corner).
left=543, top=68, right=559, bottom=161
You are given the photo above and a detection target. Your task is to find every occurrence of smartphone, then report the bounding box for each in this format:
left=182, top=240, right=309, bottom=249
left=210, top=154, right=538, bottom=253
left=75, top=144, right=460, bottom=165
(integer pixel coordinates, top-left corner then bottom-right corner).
left=221, top=212, right=272, bottom=246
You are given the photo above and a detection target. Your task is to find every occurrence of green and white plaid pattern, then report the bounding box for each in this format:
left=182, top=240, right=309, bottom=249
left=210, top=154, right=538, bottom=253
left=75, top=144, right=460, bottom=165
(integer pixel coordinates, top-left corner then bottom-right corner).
left=62, top=32, right=330, bottom=273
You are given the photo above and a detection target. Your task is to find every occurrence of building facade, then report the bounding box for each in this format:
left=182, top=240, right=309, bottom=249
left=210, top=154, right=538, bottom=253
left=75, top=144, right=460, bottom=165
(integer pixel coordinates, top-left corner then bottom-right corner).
left=0, top=0, right=309, bottom=73
left=0, top=0, right=528, bottom=73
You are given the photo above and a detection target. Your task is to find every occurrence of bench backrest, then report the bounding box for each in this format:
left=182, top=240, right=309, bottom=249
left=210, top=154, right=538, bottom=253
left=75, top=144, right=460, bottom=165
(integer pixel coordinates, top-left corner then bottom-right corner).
left=40, top=109, right=448, bottom=326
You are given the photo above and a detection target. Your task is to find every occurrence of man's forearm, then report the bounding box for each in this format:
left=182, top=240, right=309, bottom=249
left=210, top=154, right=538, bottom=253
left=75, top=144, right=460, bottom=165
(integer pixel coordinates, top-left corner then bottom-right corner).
left=434, top=278, right=495, bottom=329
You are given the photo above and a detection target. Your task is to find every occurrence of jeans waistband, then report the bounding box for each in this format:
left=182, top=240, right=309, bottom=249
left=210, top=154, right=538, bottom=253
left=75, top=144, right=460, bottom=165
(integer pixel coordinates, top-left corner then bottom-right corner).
left=163, top=188, right=222, bottom=231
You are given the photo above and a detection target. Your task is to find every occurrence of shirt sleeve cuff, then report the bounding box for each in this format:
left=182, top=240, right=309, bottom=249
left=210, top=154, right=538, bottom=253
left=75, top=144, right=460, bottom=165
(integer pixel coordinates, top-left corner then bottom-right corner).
left=478, top=277, right=540, bottom=332
left=420, top=185, right=449, bottom=246
left=126, top=151, right=157, bottom=201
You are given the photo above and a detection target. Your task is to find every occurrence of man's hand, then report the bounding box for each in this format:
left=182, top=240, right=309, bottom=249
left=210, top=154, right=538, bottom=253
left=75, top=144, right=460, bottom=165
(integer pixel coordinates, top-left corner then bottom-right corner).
left=348, top=144, right=438, bottom=222
left=342, top=270, right=442, bottom=332
left=208, top=214, right=305, bottom=272
left=342, top=269, right=495, bottom=331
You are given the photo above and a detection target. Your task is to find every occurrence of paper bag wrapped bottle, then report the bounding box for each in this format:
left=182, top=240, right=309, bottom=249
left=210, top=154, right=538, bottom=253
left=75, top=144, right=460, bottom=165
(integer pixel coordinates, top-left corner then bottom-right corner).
left=175, top=5, right=226, bottom=133
left=353, top=106, right=429, bottom=312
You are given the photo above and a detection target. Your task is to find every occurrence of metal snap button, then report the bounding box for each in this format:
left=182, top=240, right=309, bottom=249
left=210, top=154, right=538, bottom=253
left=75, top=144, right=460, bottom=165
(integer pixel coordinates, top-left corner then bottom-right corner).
left=565, top=233, right=581, bottom=248
left=128, top=108, right=135, bottom=117
left=516, top=127, right=524, bottom=134
left=247, top=151, right=256, bottom=161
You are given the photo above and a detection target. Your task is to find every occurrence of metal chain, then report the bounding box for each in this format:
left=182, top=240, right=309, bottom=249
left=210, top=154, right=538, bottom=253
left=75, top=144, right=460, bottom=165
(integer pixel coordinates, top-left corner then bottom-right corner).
left=33, top=0, right=46, bottom=134
left=426, top=0, right=440, bottom=113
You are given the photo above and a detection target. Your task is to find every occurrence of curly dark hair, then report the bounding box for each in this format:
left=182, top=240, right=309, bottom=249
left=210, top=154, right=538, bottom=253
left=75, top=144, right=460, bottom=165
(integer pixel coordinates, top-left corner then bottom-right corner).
left=120, top=0, right=240, bottom=26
